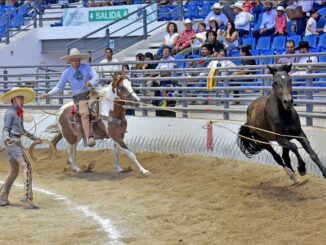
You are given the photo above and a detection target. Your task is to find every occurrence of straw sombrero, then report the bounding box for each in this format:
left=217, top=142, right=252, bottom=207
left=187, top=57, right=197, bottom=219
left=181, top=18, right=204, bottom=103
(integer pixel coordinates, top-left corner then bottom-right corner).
left=60, top=48, right=90, bottom=61
left=0, top=87, right=36, bottom=104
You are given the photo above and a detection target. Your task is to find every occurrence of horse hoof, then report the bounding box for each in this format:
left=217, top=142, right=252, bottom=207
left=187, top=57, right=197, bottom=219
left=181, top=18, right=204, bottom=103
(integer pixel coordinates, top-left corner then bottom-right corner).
left=290, top=173, right=301, bottom=184
left=297, top=166, right=307, bottom=176
left=141, top=169, right=150, bottom=175
left=73, top=168, right=80, bottom=173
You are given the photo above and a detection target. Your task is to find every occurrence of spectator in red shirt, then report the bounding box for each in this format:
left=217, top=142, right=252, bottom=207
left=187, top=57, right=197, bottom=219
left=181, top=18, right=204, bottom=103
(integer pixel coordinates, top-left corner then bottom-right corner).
left=274, top=6, right=287, bottom=36
left=173, top=19, right=196, bottom=54
left=243, top=0, right=253, bottom=12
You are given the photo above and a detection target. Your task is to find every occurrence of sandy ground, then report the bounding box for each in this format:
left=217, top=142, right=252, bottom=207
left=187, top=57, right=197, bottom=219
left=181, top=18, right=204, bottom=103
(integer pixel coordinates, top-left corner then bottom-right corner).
left=0, top=149, right=326, bottom=245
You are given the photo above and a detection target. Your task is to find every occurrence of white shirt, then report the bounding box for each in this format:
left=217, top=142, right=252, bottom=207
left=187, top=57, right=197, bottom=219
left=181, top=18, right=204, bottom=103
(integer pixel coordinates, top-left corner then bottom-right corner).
left=297, top=55, right=318, bottom=64
left=164, top=33, right=179, bottom=47
left=195, top=31, right=207, bottom=43
left=207, top=60, right=236, bottom=76
left=305, top=17, right=317, bottom=36
left=234, top=11, right=252, bottom=31
left=96, top=58, right=121, bottom=77
left=298, top=0, right=321, bottom=13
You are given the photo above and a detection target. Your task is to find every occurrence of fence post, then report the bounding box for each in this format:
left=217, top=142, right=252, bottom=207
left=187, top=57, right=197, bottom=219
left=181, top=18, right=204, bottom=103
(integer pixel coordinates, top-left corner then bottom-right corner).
left=45, top=68, right=50, bottom=104
left=263, top=68, right=270, bottom=96
left=39, top=8, right=43, bottom=28
left=143, top=9, right=147, bottom=39
left=181, top=80, right=187, bottom=118
left=306, top=67, right=313, bottom=126
left=33, top=2, right=37, bottom=28
left=5, top=15, right=9, bottom=44
left=179, top=0, right=183, bottom=20
left=223, top=80, right=230, bottom=120
left=140, top=80, right=148, bottom=116
left=106, top=28, right=110, bottom=48
left=3, top=69, right=8, bottom=90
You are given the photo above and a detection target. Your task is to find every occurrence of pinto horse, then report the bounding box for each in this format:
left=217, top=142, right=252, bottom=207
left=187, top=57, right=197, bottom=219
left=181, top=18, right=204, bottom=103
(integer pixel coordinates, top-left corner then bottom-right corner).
left=51, top=73, right=149, bottom=174
left=237, top=64, right=326, bottom=183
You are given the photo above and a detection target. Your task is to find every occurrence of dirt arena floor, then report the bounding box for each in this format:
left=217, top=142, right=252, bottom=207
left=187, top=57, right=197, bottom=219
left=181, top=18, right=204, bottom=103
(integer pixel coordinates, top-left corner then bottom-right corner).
left=1, top=148, right=326, bottom=245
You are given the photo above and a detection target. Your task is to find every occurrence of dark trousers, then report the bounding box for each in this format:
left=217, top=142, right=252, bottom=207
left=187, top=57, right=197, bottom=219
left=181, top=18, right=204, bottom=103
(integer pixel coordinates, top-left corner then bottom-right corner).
left=236, top=29, right=250, bottom=38
left=253, top=28, right=275, bottom=39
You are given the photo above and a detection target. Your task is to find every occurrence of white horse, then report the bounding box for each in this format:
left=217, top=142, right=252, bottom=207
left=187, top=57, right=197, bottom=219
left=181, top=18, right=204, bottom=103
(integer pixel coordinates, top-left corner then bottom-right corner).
left=51, top=73, right=149, bottom=174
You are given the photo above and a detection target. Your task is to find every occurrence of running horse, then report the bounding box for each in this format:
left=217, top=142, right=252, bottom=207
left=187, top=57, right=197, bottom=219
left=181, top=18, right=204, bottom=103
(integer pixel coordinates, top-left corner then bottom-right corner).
left=237, top=64, right=326, bottom=183
left=51, top=73, right=149, bottom=174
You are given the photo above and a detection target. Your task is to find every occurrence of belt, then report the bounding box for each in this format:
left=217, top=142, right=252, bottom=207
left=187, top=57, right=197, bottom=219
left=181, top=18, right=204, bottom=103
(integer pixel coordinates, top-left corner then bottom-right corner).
left=72, top=90, right=90, bottom=101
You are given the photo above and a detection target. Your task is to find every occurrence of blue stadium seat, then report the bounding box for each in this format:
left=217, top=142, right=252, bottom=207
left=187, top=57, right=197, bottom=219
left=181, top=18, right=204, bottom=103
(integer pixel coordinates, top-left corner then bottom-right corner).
left=184, top=5, right=198, bottom=20
left=303, top=34, right=318, bottom=48
left=174, top=55, right=185, bottom=68
left=0, top=6, right=4, bottom=16
left=170, top=5, right=181, bottom=20
left=229, top=51, right=241, bottom=66
left=197, top=4, right=211, bottom=19
left=134, top=0, right=143, bottom=4
left=271, top=36, right=286, bottom=53
left=318, top=34, right=326, bottom=51
left=157, top=7, right=170, bottom=21
left=242, top=37, right=256, bottom=50
left=318, top=7, right=326, bottom=16
left=256, top=36, right=271, bottom=51
left=0, top=24, right=6, bottom=40
left=319, top=55, right=326, bottom=62
left=287, top=21, right=296, bottom=36
left=287, top=35, right=301, bottom=48
left=10, top=14, right=24, bottom=29
left=203, top=0, right=216, bottom=6
left=17, top=4, right=30, bottom=17
left=259, top=50, right=274, bottom=65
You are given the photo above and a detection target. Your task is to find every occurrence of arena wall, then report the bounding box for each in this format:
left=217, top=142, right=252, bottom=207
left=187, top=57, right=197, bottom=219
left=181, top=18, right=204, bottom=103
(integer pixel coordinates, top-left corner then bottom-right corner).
left=0, top=112, right=325, bottom=177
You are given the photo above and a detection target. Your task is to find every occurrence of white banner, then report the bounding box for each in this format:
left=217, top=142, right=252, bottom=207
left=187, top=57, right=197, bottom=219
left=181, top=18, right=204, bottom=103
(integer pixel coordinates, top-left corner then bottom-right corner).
left=62, top=4, right=157, bottom=26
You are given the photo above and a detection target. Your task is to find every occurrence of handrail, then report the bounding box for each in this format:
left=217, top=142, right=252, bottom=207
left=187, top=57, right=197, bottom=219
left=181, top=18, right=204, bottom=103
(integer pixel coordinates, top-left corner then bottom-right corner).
left=65, top=1, right=156, bottom=54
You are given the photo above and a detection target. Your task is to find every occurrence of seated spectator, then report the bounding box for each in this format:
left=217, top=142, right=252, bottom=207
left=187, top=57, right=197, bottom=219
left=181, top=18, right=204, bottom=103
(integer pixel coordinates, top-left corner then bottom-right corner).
left=156, top=46, right=176, bottom=77
left=208, top=17, right=219, bottom=33
left=218, top=21, right=239, bottom=50
left=234, top=45, right=256, bottom=75
left=205, top=30, right=224, bottom=57
left=157, top=22, right=179, bottom=57
left=251, top=0, right=264, bottom=22
left=296, top=41, right=318, bottom=63
left=253, top=1, right=277, bottom=39
left=274, top=6, right=287, bottom=36
left=178, top=22, right=207, bottom=56
left=96, top=48, right=121, bottom=80
left=277, top=39, right=299, bottom=64
left=204, top=3, right=228, bottom=30
left=173, top=19, right=196, bottom=54
left=144, top=52, right=157, bottom=70
left=305, top=8, right=320, bottom=36
left=207, top=49, right=237, bottom=76
left=231, top=2, right=252, bottom=38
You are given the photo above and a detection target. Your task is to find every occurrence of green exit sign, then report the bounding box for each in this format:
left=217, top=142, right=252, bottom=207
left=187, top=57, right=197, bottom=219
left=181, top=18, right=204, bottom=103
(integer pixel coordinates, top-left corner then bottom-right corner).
left=89, top=9, right=128, bottom=22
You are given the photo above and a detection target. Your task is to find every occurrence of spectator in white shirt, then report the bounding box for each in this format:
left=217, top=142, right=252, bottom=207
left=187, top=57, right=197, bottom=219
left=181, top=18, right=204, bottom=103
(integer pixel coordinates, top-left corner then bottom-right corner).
left=253, top=1, right=277, bottom=39
left=231, top=2, right=252, bottom=38
left=305, top=8, right=320, bottom=36
left=96, top=48, right=121, bottom=81
left=157, top=22, right=179, bottom=57
left=204, top=2, right=228, bottom=29
left=296, top=41, right=318, bottom=64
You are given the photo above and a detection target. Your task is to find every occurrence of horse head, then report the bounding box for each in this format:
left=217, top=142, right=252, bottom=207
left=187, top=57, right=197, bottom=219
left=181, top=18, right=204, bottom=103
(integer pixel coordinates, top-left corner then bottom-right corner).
left=111, top=73, right=140, bottom=107
left=267, top=63, right=293, bottom=111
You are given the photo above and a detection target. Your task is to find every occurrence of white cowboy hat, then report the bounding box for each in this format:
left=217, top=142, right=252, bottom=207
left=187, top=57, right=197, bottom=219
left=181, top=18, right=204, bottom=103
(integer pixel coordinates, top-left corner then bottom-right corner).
left=60, top=48, right=90, bottom=61
left=265, top=0, right=274, bottom=6
left=212, top=3, right=223, bottom=9
left=184, top=18, right=193, bottom=24
left=0, top=87, right=36, bottom=104
left=230, top=2, right=244, bottom=11
left=276, top=6, right=285, bottom=11
left=209, top=16, right=217, bottom=22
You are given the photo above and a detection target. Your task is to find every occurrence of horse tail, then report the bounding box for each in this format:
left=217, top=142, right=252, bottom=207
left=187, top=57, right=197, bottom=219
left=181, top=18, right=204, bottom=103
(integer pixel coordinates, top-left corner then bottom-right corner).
left=237, top=123, right=264, bottom=158
left=45, top=124, right=62, bottom=151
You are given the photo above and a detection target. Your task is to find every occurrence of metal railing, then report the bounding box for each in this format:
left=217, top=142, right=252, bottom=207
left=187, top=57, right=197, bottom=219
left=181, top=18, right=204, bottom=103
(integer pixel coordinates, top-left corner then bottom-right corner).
left=0, top=54, right=326, bottom=126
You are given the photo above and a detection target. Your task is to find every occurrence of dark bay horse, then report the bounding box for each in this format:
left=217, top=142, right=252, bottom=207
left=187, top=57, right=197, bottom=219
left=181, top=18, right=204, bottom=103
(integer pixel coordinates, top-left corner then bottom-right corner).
left=51, top=73, right=149, bottom=174
left=237, top=64, right=326, bottom=183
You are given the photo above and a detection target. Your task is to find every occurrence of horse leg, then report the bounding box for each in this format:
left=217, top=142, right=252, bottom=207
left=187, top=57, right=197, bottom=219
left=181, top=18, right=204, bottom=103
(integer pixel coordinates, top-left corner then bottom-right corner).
left=297, top=131, right=326, bottom=178
left=282, top=147, right=300, bottom=183
left=277, top=137, right=307, bottom=177
left=114, top=139, right=149, bottom=175
left=263, top=144, right=299, bottom=183
left=67, top=142, right=80, bottom=172
left=113, top=142, right=123, bottom=173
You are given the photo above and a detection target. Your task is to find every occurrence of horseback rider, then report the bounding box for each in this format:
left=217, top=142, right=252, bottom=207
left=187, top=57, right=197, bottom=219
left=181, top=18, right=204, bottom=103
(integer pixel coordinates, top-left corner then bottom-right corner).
left=41, top=48, right=99, bottom=147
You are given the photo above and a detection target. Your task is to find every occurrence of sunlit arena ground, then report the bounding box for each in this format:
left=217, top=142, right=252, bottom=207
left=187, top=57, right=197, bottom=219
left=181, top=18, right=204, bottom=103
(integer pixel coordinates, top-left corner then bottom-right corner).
left=1, top=149, right=326, bottom=244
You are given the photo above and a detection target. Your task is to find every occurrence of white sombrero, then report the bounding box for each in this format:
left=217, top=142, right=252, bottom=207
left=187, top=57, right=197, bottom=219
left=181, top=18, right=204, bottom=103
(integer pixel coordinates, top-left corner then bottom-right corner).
left=0, top=87, right=36, bottom=104
left=230, top=2, right=244, bottom=11
left=60, top=48, right=90, bottom=61
left=212, top=3, right=223, bottom=9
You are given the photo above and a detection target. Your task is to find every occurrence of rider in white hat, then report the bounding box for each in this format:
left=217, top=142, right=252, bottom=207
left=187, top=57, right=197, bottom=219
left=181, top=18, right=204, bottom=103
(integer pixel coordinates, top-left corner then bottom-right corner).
left=204, top=2, right=228, bottom=29
left=42, top=48, right=100, bottom=147
left=0, top=87, right=40, bottom=209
